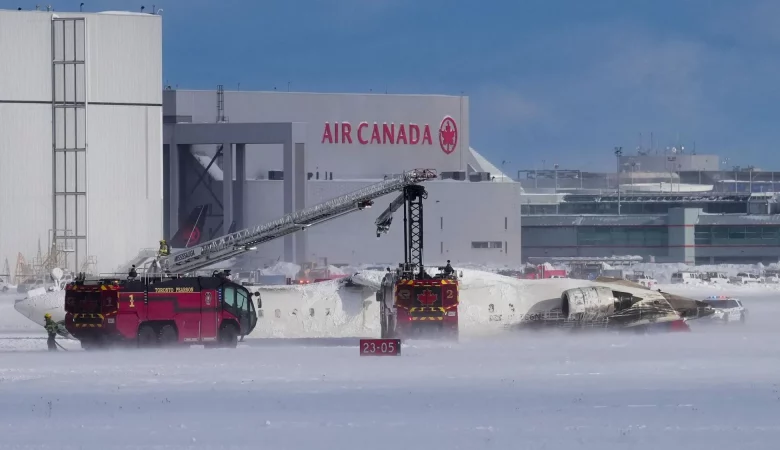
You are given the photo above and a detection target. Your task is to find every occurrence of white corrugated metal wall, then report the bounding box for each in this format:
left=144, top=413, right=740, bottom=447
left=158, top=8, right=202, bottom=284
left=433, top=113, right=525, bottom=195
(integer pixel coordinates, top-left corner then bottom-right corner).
left=0, top=10, right=162, bottom=277
left=0, top=11, right=56, bottom=278
left=82, top=12, right=163, bottom=273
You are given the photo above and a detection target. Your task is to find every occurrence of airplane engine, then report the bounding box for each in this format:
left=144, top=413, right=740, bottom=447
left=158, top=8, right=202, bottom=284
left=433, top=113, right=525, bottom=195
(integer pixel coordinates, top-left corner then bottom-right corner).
left=561, top=286, right=617, bottom=321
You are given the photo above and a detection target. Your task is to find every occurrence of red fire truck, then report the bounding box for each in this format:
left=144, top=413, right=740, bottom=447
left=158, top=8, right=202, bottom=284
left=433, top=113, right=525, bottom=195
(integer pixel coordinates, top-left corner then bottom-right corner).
left=374, top=182, right=460, bottom=340
left=377, top=267, right=459, bottom=339
left=521, top=264, right=567, bottom=280
left=64, top=271, right=259, bottom=350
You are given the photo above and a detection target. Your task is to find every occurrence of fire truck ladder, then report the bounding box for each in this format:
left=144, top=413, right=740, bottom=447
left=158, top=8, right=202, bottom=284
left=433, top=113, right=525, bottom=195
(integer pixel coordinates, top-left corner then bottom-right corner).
left=374, top=183, right=427, bottom=279
left=153, top=169, right=438, bottom=275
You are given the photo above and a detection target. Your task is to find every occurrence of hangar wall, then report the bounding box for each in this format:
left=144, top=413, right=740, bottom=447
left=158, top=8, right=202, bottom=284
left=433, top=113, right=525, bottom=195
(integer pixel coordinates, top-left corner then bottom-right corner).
left=166, top=90, right=470, bottom=179
left=0, top=9, right=163, bottom=277
left=241, top=179, right=522, bottom=267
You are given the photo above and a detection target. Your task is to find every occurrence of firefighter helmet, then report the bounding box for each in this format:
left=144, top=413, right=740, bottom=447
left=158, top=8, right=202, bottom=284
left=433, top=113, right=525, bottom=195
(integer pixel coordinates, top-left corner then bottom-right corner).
left=44, top=313, right=51, bottom=319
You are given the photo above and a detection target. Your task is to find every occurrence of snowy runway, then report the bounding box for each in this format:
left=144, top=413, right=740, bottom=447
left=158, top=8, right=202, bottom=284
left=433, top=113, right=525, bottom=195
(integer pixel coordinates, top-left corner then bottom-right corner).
left=4, top=285, right=780, bottom=448
left=2, top=317, right=780, bottom=449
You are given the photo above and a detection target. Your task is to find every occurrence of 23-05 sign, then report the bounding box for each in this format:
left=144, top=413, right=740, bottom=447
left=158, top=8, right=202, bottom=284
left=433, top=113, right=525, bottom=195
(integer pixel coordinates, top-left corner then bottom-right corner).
left=359, top=339, right=401, bottom=356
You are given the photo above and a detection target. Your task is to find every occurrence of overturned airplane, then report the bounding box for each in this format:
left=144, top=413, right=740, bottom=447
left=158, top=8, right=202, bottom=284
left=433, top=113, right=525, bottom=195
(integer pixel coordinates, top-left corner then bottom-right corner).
left=509, top=276, right=715, bottom=333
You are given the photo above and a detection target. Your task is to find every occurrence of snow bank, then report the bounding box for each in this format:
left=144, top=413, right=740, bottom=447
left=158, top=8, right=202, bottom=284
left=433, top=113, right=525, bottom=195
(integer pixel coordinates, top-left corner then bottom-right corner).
left=349, top=270, right=385, bottom=289
left=259, top=261, right=300, bottom=279
left=326, top=265, right=347, bottom=275
left=257, top=261, right=350, bottom=279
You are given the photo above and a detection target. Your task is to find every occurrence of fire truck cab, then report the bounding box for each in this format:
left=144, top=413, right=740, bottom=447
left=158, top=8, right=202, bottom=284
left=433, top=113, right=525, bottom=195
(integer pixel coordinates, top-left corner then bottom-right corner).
left=64, top=271, right=259, bottom=350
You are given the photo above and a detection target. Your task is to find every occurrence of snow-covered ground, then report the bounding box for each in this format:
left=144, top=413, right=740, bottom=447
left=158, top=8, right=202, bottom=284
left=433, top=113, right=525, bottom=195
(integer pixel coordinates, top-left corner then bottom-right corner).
left=3, top=271, right=780, bottom=448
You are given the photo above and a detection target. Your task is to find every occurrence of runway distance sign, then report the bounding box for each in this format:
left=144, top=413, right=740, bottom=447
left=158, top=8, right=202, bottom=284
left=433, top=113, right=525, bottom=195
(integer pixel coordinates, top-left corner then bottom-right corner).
left=359, top=338, right=401, bottom=356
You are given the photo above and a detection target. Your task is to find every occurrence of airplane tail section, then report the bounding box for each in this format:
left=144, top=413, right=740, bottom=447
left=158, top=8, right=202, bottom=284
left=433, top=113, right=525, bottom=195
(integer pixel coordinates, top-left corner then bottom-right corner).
left=169, top=205, right=208, bottom=248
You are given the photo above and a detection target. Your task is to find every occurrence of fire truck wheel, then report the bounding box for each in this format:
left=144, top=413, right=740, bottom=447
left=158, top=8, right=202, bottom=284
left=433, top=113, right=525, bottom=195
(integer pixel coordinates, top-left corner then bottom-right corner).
left=158, top=324, right=178, bottom=347
left=219, top=323, right=239, bottom=348
left=380, top=313, right=388, bottom=339
left=137, top=325, right=157, bottom=348
left=387, top=315, right=397, bottom=339
left=448, top=326, right=459, bottom=342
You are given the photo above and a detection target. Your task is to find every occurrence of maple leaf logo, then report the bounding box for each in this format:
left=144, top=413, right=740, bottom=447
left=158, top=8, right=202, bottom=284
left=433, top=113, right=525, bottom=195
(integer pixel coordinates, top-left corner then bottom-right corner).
left=417, top=289, right=438, bottom=305
left=183, top=226, right=201, bottom=246
left=438, top=116, right=458, bottom=155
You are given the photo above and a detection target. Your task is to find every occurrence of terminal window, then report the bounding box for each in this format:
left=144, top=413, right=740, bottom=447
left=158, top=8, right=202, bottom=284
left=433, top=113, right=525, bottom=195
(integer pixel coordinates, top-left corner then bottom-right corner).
left=521, top=202, right=747, bottom=216
left=472, top=241, right=503, bottom=249
left=576, top=226, right=668, bottom=247
left=695, top=225, right=780, bottom=245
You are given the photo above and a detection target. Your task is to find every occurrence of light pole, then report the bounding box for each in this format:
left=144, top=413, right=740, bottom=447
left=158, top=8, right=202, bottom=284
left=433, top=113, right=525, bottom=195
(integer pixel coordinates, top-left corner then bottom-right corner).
left=614, top=147, right=623, bottom=215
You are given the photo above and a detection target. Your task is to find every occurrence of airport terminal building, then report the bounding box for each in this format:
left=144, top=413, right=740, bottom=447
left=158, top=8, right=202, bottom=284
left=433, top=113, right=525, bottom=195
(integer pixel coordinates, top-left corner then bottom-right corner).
left=520, top=155, right=780, bottom=265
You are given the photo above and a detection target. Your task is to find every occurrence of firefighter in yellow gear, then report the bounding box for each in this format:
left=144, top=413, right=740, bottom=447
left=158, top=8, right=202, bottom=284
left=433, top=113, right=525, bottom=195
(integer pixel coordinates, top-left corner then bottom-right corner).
left=158, top=239, right=170, bottom=257
left=44, top=313, right=58, bottom=351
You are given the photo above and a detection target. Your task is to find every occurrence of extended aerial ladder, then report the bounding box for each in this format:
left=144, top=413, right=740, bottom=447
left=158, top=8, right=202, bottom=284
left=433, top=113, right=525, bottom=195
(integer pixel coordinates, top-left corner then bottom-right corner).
left=148, top=169, right=438, bottom=275
left=374, top=184, right=428, bottom=278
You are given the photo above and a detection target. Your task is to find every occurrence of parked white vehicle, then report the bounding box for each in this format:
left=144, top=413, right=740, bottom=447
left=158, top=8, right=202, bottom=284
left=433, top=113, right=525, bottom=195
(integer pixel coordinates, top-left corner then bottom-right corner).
left=765, top=275, right=780, bottom=284
left=671, top=271, right=704, bottom=284
left=729, top=272, right=764, bottom=284
left=703, top=272, right=730, bottom=284
left=627, top=272, right=657, bottom=289
left=764, top=270, right=780, bottom=284
left=702, top=296, right=747, bottom=324
left=0, top=277, right=10, bottom=292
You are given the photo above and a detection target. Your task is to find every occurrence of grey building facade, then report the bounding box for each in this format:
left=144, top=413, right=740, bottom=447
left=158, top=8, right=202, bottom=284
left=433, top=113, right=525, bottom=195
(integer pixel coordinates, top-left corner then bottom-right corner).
left=522, top=201, right=780, bottom=265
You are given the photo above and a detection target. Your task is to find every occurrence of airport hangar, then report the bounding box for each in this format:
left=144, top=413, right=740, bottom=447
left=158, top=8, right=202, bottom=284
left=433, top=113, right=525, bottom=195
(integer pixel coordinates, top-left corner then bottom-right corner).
left=163, top=89, right=523, bottom=269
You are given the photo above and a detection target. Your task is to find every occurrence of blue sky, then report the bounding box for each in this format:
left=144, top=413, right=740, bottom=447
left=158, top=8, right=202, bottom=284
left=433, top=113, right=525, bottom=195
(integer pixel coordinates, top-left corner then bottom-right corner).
left=31, top=0, right=780, bottom=173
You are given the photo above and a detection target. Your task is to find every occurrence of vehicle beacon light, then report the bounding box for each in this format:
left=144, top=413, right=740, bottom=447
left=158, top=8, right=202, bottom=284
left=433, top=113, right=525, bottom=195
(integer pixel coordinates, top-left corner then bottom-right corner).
left=359, top=338, right=401, bottom=356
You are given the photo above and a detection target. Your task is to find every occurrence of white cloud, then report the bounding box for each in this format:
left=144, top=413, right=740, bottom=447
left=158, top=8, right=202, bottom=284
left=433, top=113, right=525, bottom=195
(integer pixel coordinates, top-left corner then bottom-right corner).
left=474, top=85, right=544, bottom=124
